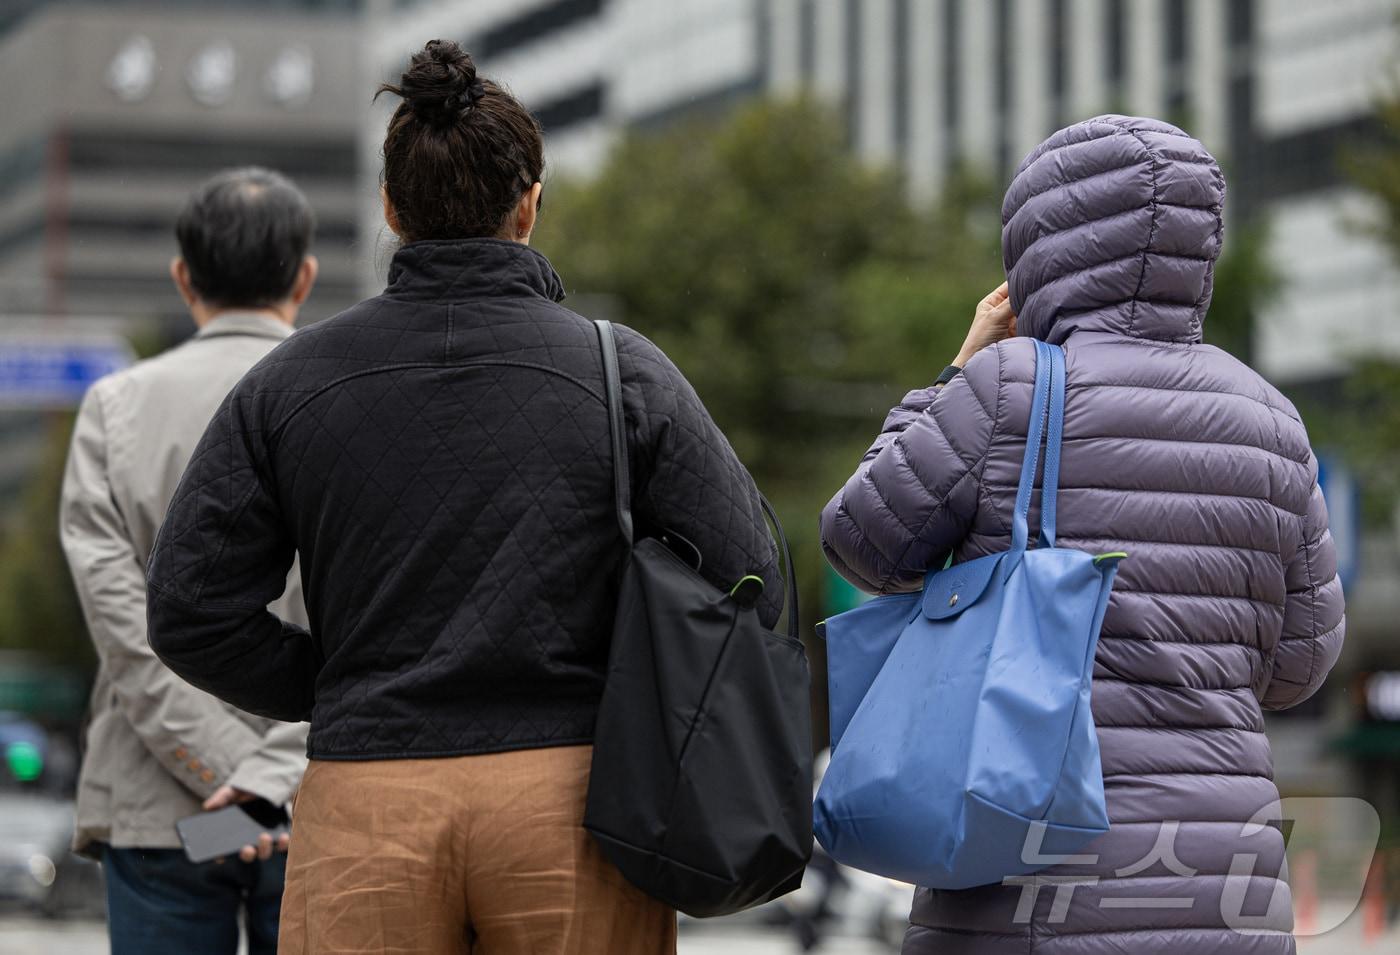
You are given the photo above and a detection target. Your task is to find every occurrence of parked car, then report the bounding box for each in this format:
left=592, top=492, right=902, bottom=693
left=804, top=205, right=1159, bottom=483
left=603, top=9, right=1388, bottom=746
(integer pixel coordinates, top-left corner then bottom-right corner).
left=0, top=714, right=103, bottom=918
left=0, top=792, right=103, bottom=919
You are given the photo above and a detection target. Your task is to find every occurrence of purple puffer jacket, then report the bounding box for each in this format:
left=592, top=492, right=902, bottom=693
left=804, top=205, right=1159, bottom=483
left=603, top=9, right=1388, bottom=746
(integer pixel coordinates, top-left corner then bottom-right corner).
left=821, top=116, right=1344, bottom=955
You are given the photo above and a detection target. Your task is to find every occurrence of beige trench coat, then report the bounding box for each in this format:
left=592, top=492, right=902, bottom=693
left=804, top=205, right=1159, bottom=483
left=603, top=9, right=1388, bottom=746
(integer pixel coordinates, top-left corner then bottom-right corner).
left=60, top=312, right=309, bottom=856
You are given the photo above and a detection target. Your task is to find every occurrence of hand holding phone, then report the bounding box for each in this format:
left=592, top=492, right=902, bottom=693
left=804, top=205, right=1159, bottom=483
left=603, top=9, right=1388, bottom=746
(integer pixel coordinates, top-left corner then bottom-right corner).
left=176, top=797, right=290, bottom=864
left=205, top=786, right=291, bottom=861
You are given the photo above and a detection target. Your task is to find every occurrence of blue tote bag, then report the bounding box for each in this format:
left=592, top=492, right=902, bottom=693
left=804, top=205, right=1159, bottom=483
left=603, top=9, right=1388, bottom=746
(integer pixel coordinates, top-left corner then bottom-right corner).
left=814, top=339, right=1124, bottom=890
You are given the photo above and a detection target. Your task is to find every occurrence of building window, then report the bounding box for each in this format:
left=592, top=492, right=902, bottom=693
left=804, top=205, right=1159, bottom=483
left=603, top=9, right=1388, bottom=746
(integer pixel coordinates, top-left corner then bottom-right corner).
left=1105, top=0, right=1126, bottom=93
left=798, top=0, right=815, bottom=86
left=994, top=0, right=1011, bottom=117
left=1166, top=0, right=1188, bottom=63
left=994, top=0, right=1012, bottom=175
left=533, top=82, right=603, bottom=132
left=755, top=0, right=770, bottom=90
left=893, top=0, right=910, bottom=149
left=1227, top=0, right=1253, bottom=50
left=474, top=0, right=605, bottom=60
left=0, top=136, right=44, bottom=208
left=1049, top=0, right=1067, bottom=125
left=846, top=0, right=861, bottom=135
left=66, top=133, right=357, bottom=179
left=943, top=0, right=959, bottom=132
left=1165, top=0, right=1189, bottom=121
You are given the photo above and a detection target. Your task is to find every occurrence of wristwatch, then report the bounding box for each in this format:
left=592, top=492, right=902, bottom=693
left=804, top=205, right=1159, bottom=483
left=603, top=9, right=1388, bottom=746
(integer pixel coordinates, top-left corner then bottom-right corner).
left=935, top=364, right=964, bottom=387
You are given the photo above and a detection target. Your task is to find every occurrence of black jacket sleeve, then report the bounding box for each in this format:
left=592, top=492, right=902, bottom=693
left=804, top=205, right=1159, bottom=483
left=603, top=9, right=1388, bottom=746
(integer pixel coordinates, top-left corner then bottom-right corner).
left=615, top=327, right=784, bottom=628
left=146, top=381, right=319, bottom=722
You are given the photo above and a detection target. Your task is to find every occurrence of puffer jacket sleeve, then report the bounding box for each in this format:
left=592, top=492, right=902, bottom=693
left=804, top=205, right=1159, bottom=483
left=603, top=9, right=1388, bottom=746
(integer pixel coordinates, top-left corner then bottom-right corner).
left=821, top=347, right=1000, bottom=594
left=1263, top=470, right=1346, bottom=709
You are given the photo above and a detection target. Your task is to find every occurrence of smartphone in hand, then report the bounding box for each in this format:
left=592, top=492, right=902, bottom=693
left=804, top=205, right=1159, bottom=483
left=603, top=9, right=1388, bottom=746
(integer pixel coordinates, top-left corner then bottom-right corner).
left=175, top=799, right=289, bottom=864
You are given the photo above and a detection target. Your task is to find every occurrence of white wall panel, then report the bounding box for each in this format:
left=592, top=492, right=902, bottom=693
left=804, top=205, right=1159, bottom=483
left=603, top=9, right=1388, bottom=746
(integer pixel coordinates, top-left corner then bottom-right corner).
left=957, top=0, right=997, bottom=162
left=1126, top=0, right=1164, bottom=117
left=1256, top=0, right=1398, bottom=136
left=1011, top=0, right=1051, bottom=162
left=1066, top=0, right=1108, bottom=120
left=905, top=0, right=946, bottom=201
left=1257, top=190, right=1400, bottom=381
left=1188, top=0, right=1228, bottom=152
left=767, top=0, right=804, bottom=94
left=543, top=122, right=614, bottom=179
left=812, top=0, right=849, bottom=101
left=611, top=0, right=758, bottom=120
left=857, top=0, right=897, bottom=161
left=479, top=19, right=612, bottom=114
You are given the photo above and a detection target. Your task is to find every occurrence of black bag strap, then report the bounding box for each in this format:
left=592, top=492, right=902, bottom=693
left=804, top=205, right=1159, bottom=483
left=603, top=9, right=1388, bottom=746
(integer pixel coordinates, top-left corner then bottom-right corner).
left=759, top=494, right=800, bottom=641
left=594, top=320, right=799, bottom=640
left=596, top=320, right=634, bottom=547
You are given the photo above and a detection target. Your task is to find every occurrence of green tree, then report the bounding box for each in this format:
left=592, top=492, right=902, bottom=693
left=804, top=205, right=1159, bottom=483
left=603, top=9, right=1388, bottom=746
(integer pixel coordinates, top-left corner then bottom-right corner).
left=536, top=101, right=1004, bottom=671
left=0, top=413, right=91, bottom=669
left=1204, top=223, right=1277, bottom=362
left=537, top=97, right=1283, bottom=619
left=0, top=324, right=164, bottom=673
left=1322, top=72, right=1400, bottom=519
left=1349, top=79, right=1400, bottom=259
left=539, top=100, right=1000, bottom=500
left=537, top=100, right=1010, bottom=741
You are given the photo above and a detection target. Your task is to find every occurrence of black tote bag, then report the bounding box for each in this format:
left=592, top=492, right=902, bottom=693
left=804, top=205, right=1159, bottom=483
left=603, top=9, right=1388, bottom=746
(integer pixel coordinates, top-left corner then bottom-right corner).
left=583, top=320, right=814, bottom=918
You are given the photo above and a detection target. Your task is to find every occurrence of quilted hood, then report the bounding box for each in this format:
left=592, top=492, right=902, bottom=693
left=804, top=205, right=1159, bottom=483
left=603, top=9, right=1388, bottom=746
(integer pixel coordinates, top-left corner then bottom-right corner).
left=1001, top=115, right=1225, bottom=345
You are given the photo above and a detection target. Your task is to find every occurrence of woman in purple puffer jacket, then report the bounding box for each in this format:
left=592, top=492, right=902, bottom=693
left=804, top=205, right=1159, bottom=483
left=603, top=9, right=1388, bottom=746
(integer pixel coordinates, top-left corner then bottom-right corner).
left=821, top=115, right=1344, bottom=955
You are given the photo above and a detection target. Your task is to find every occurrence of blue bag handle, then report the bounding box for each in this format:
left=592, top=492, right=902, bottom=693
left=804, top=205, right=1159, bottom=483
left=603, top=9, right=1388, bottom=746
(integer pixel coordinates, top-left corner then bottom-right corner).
left=1007, top=340, right=1066, bottom=574
left=1039, top=342, right=1066, bottom=548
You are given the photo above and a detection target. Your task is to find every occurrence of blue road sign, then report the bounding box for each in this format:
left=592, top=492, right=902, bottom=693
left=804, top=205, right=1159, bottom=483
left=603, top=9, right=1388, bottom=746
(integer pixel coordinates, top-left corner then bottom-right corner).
left=1316, top=453, right=1360, bottom=592
left=0, top=336, right=134, bottom=409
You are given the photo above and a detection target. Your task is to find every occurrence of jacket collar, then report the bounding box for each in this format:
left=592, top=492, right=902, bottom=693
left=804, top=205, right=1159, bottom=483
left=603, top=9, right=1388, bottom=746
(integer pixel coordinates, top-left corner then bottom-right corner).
left=385, top=238, right=566, bottom=304
left=195, top=312, right=295, bottom=342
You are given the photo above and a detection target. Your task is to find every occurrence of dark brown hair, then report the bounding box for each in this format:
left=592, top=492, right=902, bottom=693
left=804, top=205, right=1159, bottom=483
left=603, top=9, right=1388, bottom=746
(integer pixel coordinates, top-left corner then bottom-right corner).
left=376, top=40, right=544, bottom=243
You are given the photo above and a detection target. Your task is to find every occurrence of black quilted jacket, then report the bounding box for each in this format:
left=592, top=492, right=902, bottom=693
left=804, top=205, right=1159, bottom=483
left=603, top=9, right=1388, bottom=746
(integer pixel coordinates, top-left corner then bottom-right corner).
left=146, top=238, right=780, bottom=760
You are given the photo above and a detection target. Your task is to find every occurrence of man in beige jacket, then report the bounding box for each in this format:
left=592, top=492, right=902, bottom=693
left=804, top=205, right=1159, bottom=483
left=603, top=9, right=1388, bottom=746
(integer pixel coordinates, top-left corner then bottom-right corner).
left=59, top=167, right=317, bottom=955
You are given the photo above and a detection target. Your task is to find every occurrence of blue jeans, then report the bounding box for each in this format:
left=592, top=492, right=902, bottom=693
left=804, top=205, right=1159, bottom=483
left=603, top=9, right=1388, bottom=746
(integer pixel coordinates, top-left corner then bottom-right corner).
left=102, top=845, right=286, bottom=955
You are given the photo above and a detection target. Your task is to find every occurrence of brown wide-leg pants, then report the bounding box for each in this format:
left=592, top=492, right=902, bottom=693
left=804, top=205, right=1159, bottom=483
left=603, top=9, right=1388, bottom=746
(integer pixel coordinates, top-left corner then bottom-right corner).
left=278, top=745, right=677, bottom=955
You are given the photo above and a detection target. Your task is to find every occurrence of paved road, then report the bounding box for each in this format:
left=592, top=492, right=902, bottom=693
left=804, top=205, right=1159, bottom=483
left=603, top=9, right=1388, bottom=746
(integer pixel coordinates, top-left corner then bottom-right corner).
left=0, top=918, right=105, bottom=955
left=3, top=915, right=1397, bottom=955
left=0, top=918, right=895, bottom=955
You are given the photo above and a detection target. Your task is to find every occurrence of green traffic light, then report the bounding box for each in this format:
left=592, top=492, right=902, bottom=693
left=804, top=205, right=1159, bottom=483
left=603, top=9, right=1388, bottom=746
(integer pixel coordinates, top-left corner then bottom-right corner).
left=6, top=741, right=43, bottom=782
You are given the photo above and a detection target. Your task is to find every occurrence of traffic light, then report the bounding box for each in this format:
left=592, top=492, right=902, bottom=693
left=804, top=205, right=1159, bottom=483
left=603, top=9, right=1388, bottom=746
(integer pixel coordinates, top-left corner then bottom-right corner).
left=5, top=740, right=43, bottom=782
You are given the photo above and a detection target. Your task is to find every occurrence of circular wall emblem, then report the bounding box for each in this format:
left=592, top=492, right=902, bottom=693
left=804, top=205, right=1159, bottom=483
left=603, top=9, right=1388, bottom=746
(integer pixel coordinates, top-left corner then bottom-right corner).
left=106, top=35, right=156, bottom=102
left=265, top=45, right=314, bottom=108
left=187, top=41, right=237, bottom=107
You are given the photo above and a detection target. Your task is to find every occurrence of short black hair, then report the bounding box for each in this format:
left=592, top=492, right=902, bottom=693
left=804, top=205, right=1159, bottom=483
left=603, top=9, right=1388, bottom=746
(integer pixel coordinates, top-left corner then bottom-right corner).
left=174, top=167, right=315, bottom=309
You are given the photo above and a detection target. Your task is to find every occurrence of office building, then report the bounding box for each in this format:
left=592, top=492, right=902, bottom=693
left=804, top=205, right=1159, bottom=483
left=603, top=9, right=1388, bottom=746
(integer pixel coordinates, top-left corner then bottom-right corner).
left=0, top=1, right=365, bottom=498
left=0, top=1, right=363, bottom=330
left=373, top=0, right=1400, bottom=386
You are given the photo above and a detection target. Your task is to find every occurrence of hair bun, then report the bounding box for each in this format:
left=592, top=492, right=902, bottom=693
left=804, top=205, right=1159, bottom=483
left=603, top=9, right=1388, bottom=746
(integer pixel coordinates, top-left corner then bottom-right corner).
left=397, top=39, right=485, bottom=128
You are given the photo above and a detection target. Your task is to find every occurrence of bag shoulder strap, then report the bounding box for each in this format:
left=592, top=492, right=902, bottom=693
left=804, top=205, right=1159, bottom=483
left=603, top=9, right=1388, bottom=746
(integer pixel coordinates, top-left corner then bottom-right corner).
left=1008, top=340, right=1066, bottom=566
left=593, top=320, right=799, bottom=639
left=759, top=494, right=800, bottom=640
left=1010, top=341, right=1052, bottom=560
left=595, top=320, right=634, bottom=546
left=1039, top=342, right=1066, bottom=548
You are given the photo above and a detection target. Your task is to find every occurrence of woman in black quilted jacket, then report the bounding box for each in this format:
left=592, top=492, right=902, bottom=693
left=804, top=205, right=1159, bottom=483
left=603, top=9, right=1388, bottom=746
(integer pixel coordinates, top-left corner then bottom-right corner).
left=146, top=40, right=779, bottom=955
